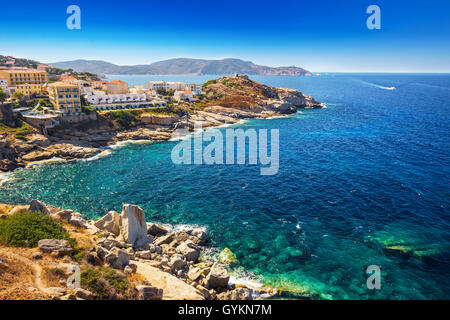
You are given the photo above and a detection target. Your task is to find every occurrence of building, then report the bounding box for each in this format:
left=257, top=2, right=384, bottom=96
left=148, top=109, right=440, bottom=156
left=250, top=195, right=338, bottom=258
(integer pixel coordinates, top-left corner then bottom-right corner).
left=60, top=75, right=78, bottom=84
left=145, top=90, right=157, bottom=100
left=86, top=93, right=149, bottom=110
left=144, top=81, right=202, bottom=95
left=186, top=83, right=202, bottom=95
left=144, top=81, right=166, bottom=91
left=15, top=83, right=43, bottom=96
left=106, top=80, right=128, bottom=94
left=174, top=90, right=194, bottom=102
left=0, top=69, right=48, bottom=94
left=129, top=85, right=146, bottom=94
left=47, top=82, right=81, bottom=115
left=0, top=78, right=10, bottom=95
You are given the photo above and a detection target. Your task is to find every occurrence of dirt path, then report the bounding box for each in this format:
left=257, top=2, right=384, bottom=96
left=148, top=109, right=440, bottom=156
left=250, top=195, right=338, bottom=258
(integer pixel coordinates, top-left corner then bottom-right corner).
left=0, top=249, right=73, bottom=296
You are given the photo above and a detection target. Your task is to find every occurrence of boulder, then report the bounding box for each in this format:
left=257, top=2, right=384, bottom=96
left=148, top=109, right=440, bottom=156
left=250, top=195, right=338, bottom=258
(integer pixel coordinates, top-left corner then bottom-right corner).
left=96, top=245, right=109, bottom=260
left=147, top=223, right=168, bottom=236
left=31, top=251, right=43, bottom=260
left=29, top=199, right=50, bottom=215
left=68, top=213, right=87, bottom=228
left=38, top=239, right=73, bottom=255
left=205, top=263, right=230, bottom=289
left=135, top=285, right=163, bottom=300
left=177, top=241, right=200, bottom=262
left=170, top=254, right=187, bottom=271
left=154, top=233, right=174, bottom=246
left=187, top=266, right=203, bottom=281
left=120, top=204, right=148, bottom=247
left=74, top=288, right=93, bottom=300
left=94, top=211, right=120, bottom=236
left=53, top=209, right=74, bottom=220
left=189, top=228, right=207, bottom=245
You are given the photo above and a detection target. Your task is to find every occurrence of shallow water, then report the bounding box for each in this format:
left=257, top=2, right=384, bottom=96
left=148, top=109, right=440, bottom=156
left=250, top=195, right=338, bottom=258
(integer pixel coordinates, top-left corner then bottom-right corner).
left=1, top=74, right=449, bottom=299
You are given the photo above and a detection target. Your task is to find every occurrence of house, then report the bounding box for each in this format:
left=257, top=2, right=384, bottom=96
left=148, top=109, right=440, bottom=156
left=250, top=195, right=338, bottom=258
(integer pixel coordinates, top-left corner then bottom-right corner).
left=174, top=90, right=194, bottom=102
left=106, top=80, right=128, bottom=94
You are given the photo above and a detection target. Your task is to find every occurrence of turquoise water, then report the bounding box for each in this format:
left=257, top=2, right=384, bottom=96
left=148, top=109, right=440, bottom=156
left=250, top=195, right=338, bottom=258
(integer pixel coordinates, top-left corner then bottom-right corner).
left=1, top=74, right=449, bottom=299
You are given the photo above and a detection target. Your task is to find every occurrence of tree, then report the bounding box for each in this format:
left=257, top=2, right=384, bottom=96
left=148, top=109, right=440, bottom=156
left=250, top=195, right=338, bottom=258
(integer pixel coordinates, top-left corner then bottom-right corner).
left=167, top=89, right=175, bottom=97
left=156, top=87, right=167, bottom=96
left=12, top=91, right=24, bottom=101
left=0, top=88, right=7, bottom=104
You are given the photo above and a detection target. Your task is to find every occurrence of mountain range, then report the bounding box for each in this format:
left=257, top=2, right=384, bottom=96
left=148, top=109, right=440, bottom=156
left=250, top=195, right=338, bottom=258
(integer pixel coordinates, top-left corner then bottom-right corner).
left=49, top=58, right=311, bottom=76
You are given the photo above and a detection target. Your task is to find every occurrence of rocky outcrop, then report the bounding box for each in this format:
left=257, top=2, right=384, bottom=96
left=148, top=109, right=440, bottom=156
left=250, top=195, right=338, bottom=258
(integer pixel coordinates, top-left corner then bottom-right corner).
left=38, top=239, right=73, bottom=255
left=29, top=199, right=50, bottom=215
left=22, top=144, right=101, bottom=163
left=140, top=113, right=180, bottom=126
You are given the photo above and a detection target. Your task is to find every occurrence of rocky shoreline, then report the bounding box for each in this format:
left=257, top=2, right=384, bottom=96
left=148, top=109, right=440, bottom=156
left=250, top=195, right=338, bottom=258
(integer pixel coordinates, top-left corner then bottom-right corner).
left=0, top=200, right=274, bottom=300
left=0, top=76, right=323, bottom=172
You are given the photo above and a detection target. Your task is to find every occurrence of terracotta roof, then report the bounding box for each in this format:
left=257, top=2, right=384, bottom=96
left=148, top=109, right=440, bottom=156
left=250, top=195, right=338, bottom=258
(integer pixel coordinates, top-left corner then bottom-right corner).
left=109, top=80, right=128, bottom=85
left=48, top=81, right=78, bottom=87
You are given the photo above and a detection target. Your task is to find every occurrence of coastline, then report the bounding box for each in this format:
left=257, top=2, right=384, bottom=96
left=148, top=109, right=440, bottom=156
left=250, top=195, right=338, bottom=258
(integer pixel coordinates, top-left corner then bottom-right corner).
left=0, top=200, right=276, bottom=300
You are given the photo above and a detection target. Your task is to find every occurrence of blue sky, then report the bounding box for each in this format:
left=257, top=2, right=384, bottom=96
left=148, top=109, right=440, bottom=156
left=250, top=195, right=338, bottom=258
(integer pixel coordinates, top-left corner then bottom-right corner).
left=1, top=0, right=449, bottom=72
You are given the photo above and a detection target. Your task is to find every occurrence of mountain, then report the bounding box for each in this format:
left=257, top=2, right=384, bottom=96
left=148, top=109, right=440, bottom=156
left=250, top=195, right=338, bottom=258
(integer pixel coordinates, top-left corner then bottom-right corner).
left=49, top=58, right=311, bottom=76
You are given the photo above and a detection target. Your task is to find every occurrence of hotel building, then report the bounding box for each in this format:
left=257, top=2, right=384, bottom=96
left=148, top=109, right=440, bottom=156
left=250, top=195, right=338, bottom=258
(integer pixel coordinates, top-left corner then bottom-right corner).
left=106, top=80, right=128, bottom=94
left=47, top=82, right=81, bottom=115
left=0, top=69, right=48, bottom=94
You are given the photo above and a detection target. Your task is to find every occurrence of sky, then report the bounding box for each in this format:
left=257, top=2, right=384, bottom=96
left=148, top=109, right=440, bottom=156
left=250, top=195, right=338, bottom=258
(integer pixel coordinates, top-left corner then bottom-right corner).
left=1, top=0, right=449, bottom=72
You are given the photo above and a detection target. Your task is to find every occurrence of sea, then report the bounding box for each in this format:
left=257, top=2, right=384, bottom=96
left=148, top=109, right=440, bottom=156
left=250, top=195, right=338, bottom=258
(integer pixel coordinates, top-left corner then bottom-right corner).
left=1, top=73, right=449, bottom=299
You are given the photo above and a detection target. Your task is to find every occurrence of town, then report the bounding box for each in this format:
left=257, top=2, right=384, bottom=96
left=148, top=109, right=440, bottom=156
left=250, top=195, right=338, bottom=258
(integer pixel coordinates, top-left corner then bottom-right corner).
left=0, top=55, right=202, bottom=131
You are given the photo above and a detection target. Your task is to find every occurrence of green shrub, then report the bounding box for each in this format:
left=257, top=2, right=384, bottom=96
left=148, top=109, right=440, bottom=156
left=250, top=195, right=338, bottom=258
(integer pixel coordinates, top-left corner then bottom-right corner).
left=112, top=110, right=137, bottom=129
left=81, top=267, right=130, bottom=299
left=0, top=210, right=72, bottom=247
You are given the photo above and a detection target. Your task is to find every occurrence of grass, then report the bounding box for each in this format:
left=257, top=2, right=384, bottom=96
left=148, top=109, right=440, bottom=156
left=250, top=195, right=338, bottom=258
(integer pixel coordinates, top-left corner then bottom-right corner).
left=0, top=119, right=33, bottom=135
left=81, top=267, right=131, bottom=300
left=0, top=209, right=72, bottom=247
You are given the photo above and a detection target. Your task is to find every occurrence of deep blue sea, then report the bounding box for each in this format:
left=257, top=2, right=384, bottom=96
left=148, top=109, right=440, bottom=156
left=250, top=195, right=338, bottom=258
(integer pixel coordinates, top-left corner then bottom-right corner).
left=1, top=74, right=449, bottom=299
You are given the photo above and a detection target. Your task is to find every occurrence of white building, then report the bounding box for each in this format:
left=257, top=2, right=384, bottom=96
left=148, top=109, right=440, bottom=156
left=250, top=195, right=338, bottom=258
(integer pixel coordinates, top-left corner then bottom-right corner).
left=86, top=93, right=146, bottom=105
left=0, top=78, right=11, bottom=95
left=144, top=81, right=202, bottom=95
left=174, top=90, right=194, bottom=102
left=129, top=85, right=146, bottom=94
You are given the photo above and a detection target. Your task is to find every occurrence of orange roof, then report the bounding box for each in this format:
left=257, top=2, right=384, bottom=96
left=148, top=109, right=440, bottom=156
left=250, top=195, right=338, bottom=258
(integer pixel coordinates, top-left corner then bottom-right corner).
left=0, top=68, right=46, bottom=74
left=177, top=90, right=192, bottom=94
left=109, top=80, right=128, bottom=85
left=48, top=81, right=78, bottom=87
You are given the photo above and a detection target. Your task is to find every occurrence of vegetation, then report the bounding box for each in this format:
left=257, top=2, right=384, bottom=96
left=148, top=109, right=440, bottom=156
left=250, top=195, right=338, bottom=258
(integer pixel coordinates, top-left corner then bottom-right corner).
left=203, top=79, right=217, bottom=87
left=0, top=89, right=7, bottom=104
left=81, top=267, right=131, bottom=299
left=156, top=87, right=167, bottom=96
left=109, top=110, right=137, bottom=129
left=0, top=210, right=72, bottom=247
left=0, top=118, right=33, bottom=134
left=11, top=91, right=24, bottom=101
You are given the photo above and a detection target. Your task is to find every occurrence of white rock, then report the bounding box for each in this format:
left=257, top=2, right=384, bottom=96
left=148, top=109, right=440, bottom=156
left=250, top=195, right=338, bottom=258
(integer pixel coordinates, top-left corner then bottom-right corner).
left=120, top=204, right=148, bottom=247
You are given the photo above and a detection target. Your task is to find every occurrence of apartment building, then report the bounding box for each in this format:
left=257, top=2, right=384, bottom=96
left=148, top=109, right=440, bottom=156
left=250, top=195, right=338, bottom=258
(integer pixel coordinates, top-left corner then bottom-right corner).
left=47, top=82, right=81, bottom=115
left=106, top=80, right=128, bottom=94
left=0, top=69, right=48, bottom=94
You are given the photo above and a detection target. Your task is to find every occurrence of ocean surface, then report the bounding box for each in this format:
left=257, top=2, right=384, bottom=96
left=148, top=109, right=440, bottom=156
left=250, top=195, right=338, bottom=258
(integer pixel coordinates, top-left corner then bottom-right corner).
left=1, top=73, right=449, bottom=299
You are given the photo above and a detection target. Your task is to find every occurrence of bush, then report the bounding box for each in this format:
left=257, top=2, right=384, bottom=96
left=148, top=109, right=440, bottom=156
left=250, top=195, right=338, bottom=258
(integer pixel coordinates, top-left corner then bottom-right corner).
left=112, top=110, right=137, bottom=129
left=81, top=267, right=130, bottom=300
left=0, top=210, right=72, bottom=247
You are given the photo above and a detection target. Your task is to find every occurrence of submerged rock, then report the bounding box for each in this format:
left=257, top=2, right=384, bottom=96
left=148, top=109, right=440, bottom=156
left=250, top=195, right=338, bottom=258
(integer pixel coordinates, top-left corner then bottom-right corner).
left=219, top=248, right=237, bottom=264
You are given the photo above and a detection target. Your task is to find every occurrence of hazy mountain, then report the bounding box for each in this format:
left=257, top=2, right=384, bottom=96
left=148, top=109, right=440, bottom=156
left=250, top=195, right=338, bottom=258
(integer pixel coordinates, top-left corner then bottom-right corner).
left=49, top=58, right=311, bottom=76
